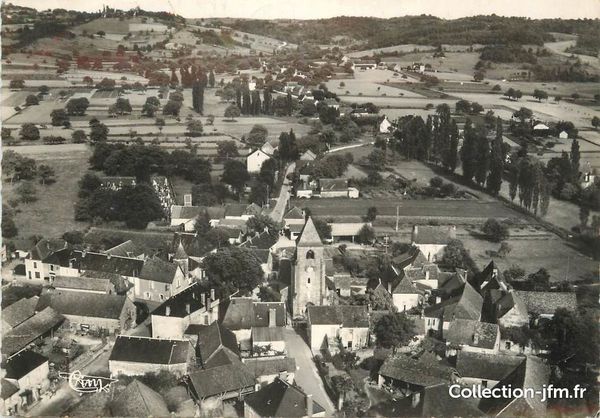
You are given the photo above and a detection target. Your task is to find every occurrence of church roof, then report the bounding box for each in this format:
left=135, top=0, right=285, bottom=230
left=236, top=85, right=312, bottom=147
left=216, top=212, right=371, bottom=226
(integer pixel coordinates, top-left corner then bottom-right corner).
left=297, top=217, right=323, bottom=247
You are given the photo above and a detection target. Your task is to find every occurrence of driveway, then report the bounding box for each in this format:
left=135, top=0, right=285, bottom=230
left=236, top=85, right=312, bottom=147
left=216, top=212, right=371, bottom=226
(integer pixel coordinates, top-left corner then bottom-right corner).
left=283, top=328, right=336, bottom=415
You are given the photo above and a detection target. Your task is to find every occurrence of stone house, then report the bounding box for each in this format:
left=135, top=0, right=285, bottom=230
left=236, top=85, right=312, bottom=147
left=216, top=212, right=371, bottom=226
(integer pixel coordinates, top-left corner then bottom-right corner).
left=306, top=305, right=369, bottom=351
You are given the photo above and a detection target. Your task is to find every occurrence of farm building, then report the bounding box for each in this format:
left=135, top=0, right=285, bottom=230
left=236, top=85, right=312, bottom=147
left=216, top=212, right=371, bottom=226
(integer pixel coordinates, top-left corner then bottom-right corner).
left=411, top=225, right=456, bottom=262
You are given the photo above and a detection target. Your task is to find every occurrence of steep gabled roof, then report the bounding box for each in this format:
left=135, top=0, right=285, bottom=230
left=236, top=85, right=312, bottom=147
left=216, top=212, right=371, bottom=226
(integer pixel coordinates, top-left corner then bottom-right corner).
left=139, top=257, right=179, bottom=284
left=105, top=240, right=144, bottom=258
left=109, top=336, right=191, bottom=365
left=152, top=282, right=219, bottom=318
left=2, top=349, right=48, bottom=380
left=196, top=321, right=240, bottom=366
left=2, top=296, right=39, bottom=329
left=188, top=360, right=255, bottom=399
left=379, top=354, right=455, bottom=388
left=2, top=307, right=64, bottom=357
left=513, top=291, right=577, bottom=316
left=446, top=319, right=500, bottom=350
left=412, top=225, right=456, bottom=245
left=77, top=251, right=144, bottom=277
left=393, top=276, right=422, bottom=295
left=456, top=351, right=525, bottom=381
left=52, top=275, right=113, bottom=293
left=245, top=378, right=326, bottom=417
left=297, top=217, right=323, bottom=247
left=307, top=305, right=369, bottom=328
left=110, top=380, right=169, bottom=417
left=36, top=290, right=129, bottom=320
left=283, top=206, right=305, bottom=220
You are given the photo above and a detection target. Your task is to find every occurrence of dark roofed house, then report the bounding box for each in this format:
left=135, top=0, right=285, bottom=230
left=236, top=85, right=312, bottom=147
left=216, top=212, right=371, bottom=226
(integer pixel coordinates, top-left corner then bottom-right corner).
left=36, top=289, right=135, bottom=334
left=131, top=256, right=187, bottom=303
left=307, top=305, right=369, bottom=351
left=446, top=319, right=501, bottom=354
left=2, top=296, right=39, bottom=332
left=411, top=225, right=457, bottom=262
left=244, top=378, right=326, bottom=417
left=319, top=178, right=351, bottom=198
left=196, top=321, right=240, bottom=368
left=221, top=299, right=286, bottom=351
left=2, top=307, right=64, bottom=358
left=378, top=354, right=456, bottom=391
left=151, top=282, right=221, bottom=339
left=52, top=275, right=113, bottom=294
left=1, top=378, right=20, bottom=415
left=1, top=350, right=50, bottom=412
left=109, top=379, right=169, bottom=417
left=513, top=291, right=577, bottom=318
left=77, top=251, right=144, bottom=277
left=109, top=335, right=193, bottom=377
left=25, top=238, right=77, bottom=281
left=456, top=351, right=525, bottom=388
left=187, top=359, right=255, bottom=402
left=480, top=356, right=550, bottom=417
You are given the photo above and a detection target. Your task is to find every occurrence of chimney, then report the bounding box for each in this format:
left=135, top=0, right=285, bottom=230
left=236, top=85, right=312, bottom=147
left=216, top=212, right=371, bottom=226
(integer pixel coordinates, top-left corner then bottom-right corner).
left=411, top=391, right=421, bottom=408
left=82, top=250, right=87, bottom=258
left=201, top=293, right=206, bottom=306
left=107, top=253, right=111, bottom=260
left=473, top=333, right=479, bottom=345
left=425, top=270, right=430, bottom=280
left=185, top=303, right=191, bottom=314
left=306, top=394, right=313, bottom=417
left=269, top=308, right=276, bottom=328
left=166, top=306, right=171, bottom=316
left=492, top=268, right=498, bottom=279
left=210, top=288, right=215, bottom=300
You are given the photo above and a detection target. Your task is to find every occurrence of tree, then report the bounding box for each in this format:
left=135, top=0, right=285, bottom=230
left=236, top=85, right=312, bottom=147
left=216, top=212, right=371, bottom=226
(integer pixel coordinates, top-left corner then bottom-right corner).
left=373, top=312, right=416, bottom=350
left=113, top=184, right=163, bottom=229
left=72, top=130, right=87, bottom=143
left=163, top=100, right=182, bottom=116
left=202, top=246, right=264, bottom=295
left=460, top=119, right=477, bottom=182
left=142, top=96, right=160, bottom=117
left=455, top=99, right=471, bottom=114
left=50, top=109, right=70, bottom=127
left=224, top=104, right=241, bottom=121
left=570, top=139, right=580, bottom=180
left=542, top=309, right=599, bottom=366
left=2, top=215, right=18, bottom=238
left=9, top=79, right=25, bottom=89
left=20, top=123, right=40, bottom=141
left=187, top=120, right=203, bottom=137
left=16, top=181, right=38, bottom=203
left=222, top=160, right=249, bottom=195
left=247, top=124, right=268, bottom=148
left=364, top=207, right=378, bottom=222
left=357, top=224, right=376, bottom=244
left=474, top=126, right=490, bottom=186
left=258, top=286, right=281, bottom=302
left=278, top=129, right=299, bottom=162
left=25, top=94, right=39, bottom=106
left=482, top=218, right=510, bottom=242
left=113, top=98, right=132, bottom=115
left=368, top=149, right=386, bottom=168
left=155, top=117, right=166, bottom=133
left=38, top=164, right=56, bottom=185
left=217, top=141, right=239, bottom=159
left=3, top=151, right=37, bottom=182
left=441, top=239, right=471, bottom=270
left=592, top=116, right=600, bottom=130
left=487, top=118, right=504, bottom=196
left=208, top=70, right=215, bottom=88
left=66, top=97, right=90, bottom=116
left=533, top=89, right=548, bottom=102
left=247, top=214, right=280, bottom=235
left=90, top=122, right=109, bottom=143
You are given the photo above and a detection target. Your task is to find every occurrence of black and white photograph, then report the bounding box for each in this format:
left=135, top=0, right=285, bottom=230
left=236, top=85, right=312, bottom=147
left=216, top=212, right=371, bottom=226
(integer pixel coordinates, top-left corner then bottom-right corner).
left=0, top=0, right=599, bottom=416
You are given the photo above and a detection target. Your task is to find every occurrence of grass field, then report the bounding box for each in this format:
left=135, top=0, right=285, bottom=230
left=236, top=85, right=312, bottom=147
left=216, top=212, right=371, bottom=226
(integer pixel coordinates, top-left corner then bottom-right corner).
left=2, top=145, right=91, bottom=240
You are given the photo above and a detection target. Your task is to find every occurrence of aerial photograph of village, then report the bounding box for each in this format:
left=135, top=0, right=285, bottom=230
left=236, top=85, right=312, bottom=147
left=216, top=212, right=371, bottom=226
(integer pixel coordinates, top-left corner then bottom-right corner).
left=0, top=0, right=598, bottom=416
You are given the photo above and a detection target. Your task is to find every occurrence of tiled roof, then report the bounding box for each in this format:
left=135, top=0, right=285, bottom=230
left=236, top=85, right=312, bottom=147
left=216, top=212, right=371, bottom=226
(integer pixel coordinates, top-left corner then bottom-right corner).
left=29, top=238, right=68, bottom=262
left=152, top=282, right=218, bottom=318
left=319, top=178, right=348, bottom=191
left=77, top=251, right=144, bottom=277
left=36, top=290, right=129, bottom=320
left=2, top=296, right=38, bottom=329
left=307, top=305, right=369, bottom=327
left=105, top=240, right=144, bottom=258
left=480, top=356, right=550, bottom=416
left=196, top=321, right=239, bottom=366
left=456, top=351, right=524, bottom=381
left=379, top=354, right=455, bottom=388
left=446, top=319, right=500, bottom=350
left=110, top=380, right=169, bottom=417
left=139, top=257, right=179, bottom=284
left=451, top=282, right=483, bottom=321
left=170, top=232, right=215, bottom=259
left=513, top=291, right=577, bottom=316
left=1, top=379, right=19, bottom=399
left=109, top=336, right=191, bottom=365
left=393, top=276, right=422, bottom=295
left=244, top=378, right=325, bottom=417
left=283, top=206, right=305, bottom=220
left=412, top=225, right=456, bottom=245
left=188, top=360, right=255, bottom=399
left=297, top=218, right=323, bottom=247
left=225, top=203, right=262, bottom=218
left=243, top=357, right=296, bottom=379
left=221, top=299, right=286, bottom=330
left=2, top=307, right=65, bottom=357
left=52, top=275, right=112, bottom=293
left=241, top=231, right=278, bottom=250
left=2, top=349, right=48, bottom=380
left=252, top=326, right=284, bottom=342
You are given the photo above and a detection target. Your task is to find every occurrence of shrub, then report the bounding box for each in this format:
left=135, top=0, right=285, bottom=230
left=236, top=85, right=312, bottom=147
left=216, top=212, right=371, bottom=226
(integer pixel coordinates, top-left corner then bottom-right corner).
left=429, top=176, right=444, bottom=188
left=482, top=218, right=510, bottom=242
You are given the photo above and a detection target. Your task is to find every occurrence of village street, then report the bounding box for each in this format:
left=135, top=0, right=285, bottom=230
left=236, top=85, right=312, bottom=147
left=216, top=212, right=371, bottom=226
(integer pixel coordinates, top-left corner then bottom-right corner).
left=283, top=328, right=336, bottom=415
left=269, top=162, right=295, bottom=223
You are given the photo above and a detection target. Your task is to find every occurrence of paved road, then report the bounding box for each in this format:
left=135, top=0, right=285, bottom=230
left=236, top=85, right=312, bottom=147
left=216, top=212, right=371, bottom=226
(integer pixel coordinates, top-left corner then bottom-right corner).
left=269, top=162, right=295, bottom=223
left=283, top=328, right=336, bottom=415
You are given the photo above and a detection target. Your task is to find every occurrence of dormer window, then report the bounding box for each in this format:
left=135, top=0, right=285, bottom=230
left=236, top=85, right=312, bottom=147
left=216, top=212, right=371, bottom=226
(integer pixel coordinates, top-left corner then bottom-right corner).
left=306, top=250, right=315, bottom=259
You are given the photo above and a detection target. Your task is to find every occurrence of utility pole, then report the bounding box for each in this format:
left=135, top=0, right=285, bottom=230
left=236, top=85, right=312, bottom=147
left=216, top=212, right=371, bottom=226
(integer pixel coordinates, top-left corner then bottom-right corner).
left=395, top=205, right=399, bottom=232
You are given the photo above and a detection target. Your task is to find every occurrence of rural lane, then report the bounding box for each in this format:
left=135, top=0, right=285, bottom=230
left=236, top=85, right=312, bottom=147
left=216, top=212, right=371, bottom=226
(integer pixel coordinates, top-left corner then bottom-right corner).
left=269, top=162, right=295, bottom=223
